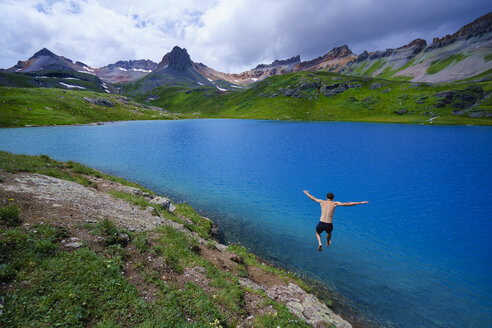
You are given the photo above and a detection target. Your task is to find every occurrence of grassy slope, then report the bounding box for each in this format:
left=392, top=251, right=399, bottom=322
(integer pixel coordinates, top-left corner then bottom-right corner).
left=134, top=71, right=492, bottom=125
left=0, top=70, right=107, bottom=92
left=0, top=87, right=174, bottom=127
left=0, top=152, right=314, bottom=328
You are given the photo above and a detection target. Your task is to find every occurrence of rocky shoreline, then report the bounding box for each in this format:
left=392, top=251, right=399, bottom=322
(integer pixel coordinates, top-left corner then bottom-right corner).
left=0, top=168, right=354, bottom=327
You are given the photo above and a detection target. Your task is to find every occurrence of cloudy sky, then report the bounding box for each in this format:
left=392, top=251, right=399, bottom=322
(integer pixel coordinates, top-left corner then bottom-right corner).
left=0, top=0, right=490, bottom=73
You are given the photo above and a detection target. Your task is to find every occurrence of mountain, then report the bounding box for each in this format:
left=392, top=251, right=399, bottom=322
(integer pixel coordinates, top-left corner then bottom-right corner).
left=3, top=12, right=491, bottom=92
left=195, top=55, right=301, bottom=85
left=123, top=46, right=218, bottom=94
left=293, top=45, right=356, bottom=72
left=7, top=48, right=96, bottom=74
left=95, top=59, right=158, bottom=84
left=342, top=12, right=492, bottom=82
left=3, top=48, right=110, bottom=92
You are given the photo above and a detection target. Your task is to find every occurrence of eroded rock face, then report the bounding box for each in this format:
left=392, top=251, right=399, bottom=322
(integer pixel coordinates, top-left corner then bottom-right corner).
left=157, top=46, right=193, bottom=71
left=426, top=12, right=492, bottom=50
left=240, top=280, right=352, bottom=328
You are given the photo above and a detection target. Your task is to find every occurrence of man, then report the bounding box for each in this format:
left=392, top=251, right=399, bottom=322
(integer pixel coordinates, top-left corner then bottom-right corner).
left=303, top=190, right=368, bottom=252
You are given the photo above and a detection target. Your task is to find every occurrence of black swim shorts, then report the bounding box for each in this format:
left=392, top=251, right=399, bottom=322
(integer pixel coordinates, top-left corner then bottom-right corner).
left=316, top=221, right=333, bottom=234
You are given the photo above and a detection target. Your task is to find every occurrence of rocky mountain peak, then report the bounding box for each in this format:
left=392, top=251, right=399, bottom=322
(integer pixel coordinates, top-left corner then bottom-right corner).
left=157, top=46, right=193, bottom=71
left=31, top=48, right=57, bottom=59
left=323, top=45, right=353, bottom=60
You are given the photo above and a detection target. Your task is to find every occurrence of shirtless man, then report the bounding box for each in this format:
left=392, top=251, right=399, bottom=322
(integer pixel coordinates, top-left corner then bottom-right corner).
left=303, top=190, right=368, bottom=252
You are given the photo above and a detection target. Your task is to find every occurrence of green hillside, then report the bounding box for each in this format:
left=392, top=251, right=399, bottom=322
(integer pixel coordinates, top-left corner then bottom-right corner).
left=0, top=70, right=111, bottom=93
left=0, top=87, right=175, bottom=127
left=129, top=71, right=492, bottom=125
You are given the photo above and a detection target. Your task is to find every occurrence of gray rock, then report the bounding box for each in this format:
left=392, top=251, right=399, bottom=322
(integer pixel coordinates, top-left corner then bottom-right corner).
left=83, top=97, right=114, bottom=107
left=65, top=242, right=83, bottom=248
left=239, top=278, right=263, bottom=291
left=142, top=192, right=154, bottom=199
left=214, top=243, right=228, bottom=252
left=168, top=203, right=176, bottom=213
left=395, top=109, right=408, bottom=115
left=150, top=196, right=171, bottom=209
left=468, top=111, right=486, bottom=118
left=370, top=83, right=386, bottom=90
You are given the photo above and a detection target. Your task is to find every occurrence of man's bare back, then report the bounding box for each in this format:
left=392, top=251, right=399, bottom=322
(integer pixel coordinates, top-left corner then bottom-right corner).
left=303, top=190, right=368, bottom=252
left=319, top=199, right=337, bottom=223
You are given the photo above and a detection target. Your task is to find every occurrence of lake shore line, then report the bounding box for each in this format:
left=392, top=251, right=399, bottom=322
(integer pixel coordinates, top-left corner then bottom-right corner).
left=0, top=151, right=373, bottom=327
left=2, top=115, right=492, bottom=130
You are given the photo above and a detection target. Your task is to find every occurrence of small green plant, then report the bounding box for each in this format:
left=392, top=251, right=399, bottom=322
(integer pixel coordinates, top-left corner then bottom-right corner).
left=95, top=218, right=129, bottom=246
left=133, top=231, right=149, bottom=253
left=0, top=205, right=21, bottom=226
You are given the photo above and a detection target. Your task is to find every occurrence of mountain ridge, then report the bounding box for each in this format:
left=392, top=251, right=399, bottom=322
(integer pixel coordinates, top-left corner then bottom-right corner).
left=4, top=12, right=492, bottom=87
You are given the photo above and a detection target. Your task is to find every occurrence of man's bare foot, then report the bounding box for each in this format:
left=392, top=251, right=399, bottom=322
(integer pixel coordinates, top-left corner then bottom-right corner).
left=326, top=241, right=331, bottom=247
left=318, top=245, right=322, bottom=252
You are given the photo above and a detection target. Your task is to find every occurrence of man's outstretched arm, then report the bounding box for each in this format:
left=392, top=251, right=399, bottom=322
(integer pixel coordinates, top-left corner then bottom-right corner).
left=303, top=190, right=322, bottom=203
left=336, top=201, right=369, bottom=206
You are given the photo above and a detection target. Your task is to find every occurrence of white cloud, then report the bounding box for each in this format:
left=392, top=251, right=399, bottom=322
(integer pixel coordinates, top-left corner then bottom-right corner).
left=0, top=0, right=489, bottom=73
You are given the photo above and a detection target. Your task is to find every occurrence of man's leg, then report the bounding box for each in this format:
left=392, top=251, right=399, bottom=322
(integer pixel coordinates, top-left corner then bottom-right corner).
left=316, top=232, right=322, bottom=251
left=326, top=232, right=332, bottom=247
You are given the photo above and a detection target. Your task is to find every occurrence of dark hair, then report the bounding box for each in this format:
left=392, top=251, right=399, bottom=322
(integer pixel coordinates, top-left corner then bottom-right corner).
left=326, top=193, right=334, bottom=200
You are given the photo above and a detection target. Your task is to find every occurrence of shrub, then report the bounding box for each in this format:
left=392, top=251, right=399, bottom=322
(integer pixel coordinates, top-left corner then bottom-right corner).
left=133, top=232, right=149, bottom=253
left=0, top=205, right=22, bottom=226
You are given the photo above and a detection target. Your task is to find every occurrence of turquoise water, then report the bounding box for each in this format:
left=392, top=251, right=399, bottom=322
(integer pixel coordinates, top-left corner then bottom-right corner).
left=1, top=119, right=491, bottom=328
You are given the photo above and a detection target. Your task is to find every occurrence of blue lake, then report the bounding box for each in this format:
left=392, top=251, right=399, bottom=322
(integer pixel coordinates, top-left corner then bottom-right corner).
left=0, top=119, right=491, bottom=328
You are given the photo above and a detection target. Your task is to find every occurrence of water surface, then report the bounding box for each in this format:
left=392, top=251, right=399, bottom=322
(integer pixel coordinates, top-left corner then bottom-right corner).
left=1, top=119, right=491, bottom=328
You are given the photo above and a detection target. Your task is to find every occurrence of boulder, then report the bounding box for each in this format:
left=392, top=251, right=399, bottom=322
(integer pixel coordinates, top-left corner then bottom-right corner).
left=468, top=111, right=487, bottom=118
left=150, top=196, right=171, bottom=209
left=370, top=83, right=386, bottom=90
left=83, top=97, right=114, bottom=107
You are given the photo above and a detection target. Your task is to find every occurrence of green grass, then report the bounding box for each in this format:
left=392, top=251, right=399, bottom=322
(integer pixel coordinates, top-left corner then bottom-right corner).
left=0, top=152, right=341, bottom=326
left=127, top=70, right=491, bottom=125
left=175, top=203, right=213, bottom=239
left=0, top=70, right=108, bottom=92
left=485, top=54, right=492, bottom=62
left=0, top=205, right=21, bottom=226
left=362, top=59, right=386, bottom=76
left=0, top=86, right=174, bottom=127
left=227, top=243, right=311, bottom=293
left=0, top=151, right=153, bottom=192
left=426, top=54, right=469, bottom=74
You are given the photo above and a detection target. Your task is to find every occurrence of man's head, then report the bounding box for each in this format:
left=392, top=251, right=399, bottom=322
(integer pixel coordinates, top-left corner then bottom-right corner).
left=326, top=192, right=334, bottom=200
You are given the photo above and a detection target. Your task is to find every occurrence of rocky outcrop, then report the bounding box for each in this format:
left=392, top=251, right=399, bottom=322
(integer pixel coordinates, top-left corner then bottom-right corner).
left=157, top=46, right=193, bottom=71
left=83, top=96, right=114, bottom=107
left=254, top=55, right=301, bottom=70
left=239, top=279, right=351, bottom=328
left=321, top=82, right=362, bottom=97
left=150, top=196, right=176, bottom=213
left=294, top=45, right=355, bottom=72
left=426, top=12, right=492, bottom=51
left=433, top=85, right=484, bottom=109
left=112, top=59, right=157, bottom=71
left=354, top=38, right=426, bottom=63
